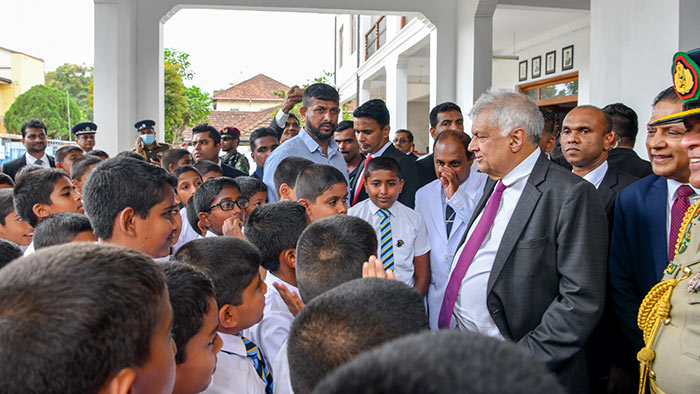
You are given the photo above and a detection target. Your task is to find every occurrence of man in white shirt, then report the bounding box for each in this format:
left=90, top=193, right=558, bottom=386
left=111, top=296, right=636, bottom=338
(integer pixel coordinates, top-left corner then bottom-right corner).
left=440, top=89, right=608, bottom=394
left=415, top=130, right=487, bottom=329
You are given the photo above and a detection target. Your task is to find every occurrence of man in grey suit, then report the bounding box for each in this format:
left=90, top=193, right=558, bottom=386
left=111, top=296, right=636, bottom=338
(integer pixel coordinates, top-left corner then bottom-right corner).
left=439, top=89, right=608, bottom=394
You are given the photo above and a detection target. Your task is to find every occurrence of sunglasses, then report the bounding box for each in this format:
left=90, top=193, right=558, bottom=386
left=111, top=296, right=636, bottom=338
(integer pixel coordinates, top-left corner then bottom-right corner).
left=221, top=137, right=236, bottom=141
left=208, top=198, right=249, bottom=212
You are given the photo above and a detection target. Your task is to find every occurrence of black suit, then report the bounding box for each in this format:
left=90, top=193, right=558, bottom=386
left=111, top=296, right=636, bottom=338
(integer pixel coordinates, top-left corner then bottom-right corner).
left=2, top=154, right=56, bottom=180
left=607, top=148, right=653, bottom=179
left=597, top=166, right=639, bottom=230
left=416, top=153, right=437, bottom=187
left=221, top=162, right=246, bottom=179
left=350, top=144, right=421, bottom=208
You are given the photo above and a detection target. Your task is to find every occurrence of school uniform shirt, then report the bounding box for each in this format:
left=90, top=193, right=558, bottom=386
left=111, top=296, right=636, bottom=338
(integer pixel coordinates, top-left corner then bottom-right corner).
left=272, top=340, right=294, bottom=394
left=243, top=273, right=297, bottom=368
left=415, top=167, right=488, bottom=329
left=348, top=199, right=430, bottom=287
left=23, top=240, right=35, bottom=256
left=172, top=206, right=199, bottom=252
left=202, top=332, right=268, bottom=394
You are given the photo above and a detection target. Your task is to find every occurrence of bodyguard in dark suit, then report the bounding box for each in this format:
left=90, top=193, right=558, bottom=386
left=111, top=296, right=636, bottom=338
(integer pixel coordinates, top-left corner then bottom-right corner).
left=603, top=103, right=653, bottom=179
left=350, top=99, right=421, bottom=208
left=417, top=102, right=465, bottom=186
left=609, top=87, right=695, bottom=356
left=1, top=119, right=55, bottom=181
left=440, top=90, right=607, bottom=394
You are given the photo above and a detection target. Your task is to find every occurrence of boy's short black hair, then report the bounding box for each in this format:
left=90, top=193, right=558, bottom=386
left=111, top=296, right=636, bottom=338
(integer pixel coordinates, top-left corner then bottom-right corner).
left=433, top=130, right=474, bottom=160
left=302, top=83, right=340, bottom=107
left=244, top=201, right=308, bottom=272
left=174, top=237, right=261, bottom=308
left=0, top=243, right=167, bottom=394
left=312, top=330, right=564, bottom=394
left=86, top=149, right=109, bottom=160
left=395, top=129, right=414, bottom=142
left=186, top=198, right=202, bottom=235
left=15, top=165, right=42, bottom=181
left=335, top=120, right=354, bottom=133
left=21, top=118, right=47, bottom=137
left=161, top=148, right=192, bottom=171
left=192, top=177, right=240, bottom=216
left=13, top=168, right=70, bottom=227
left=116, top=150, right=147, bottom=161
left=273, top=156, right=314, bottom=193
left=353, top=99, right=390, bottom=129
left=296, top=215, right=377, bottom=302
left=429, top=102, right=462, bottom=129
left=55, top=145, right=83, bottom=164
left=0, top=189, right=15, bottom=226
left=250, top=127, right=279, bottom=150
left=0, top=173, right=14, bottom=187
left=161, top=262, right=215, bottom=364
left=364, top=156, right=402, bottom=180
left=288, top=278, right=428, bottom=394
left=194, top=160, right=223, bottom=176
left=173, top=165, right=202, bottom=182
left=33, top=212, right=93, bottom=250
left=192, top=123, right=221, bottom=145
left=70, top=155, right=102, bottom=182
left=0, top=239, right=22, bottom=269
left=234, top=176, right=268, bottom=200
left=83, top=157, right=177, bottom=240
left=295, top=164, right=347, bottom=203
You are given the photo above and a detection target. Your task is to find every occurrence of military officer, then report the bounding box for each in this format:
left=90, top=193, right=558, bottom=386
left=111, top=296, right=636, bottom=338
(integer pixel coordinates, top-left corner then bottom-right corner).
left=72, top=122, right=97, bottom=153
left=220, top=126, right=249, bottom=173
left=637, top=48, right=700, bottom=394
left=132, top=120, right=170, bottom=165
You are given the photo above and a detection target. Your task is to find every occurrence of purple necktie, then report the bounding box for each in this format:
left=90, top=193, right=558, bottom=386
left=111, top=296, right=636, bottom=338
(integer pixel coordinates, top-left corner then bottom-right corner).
left=438, top=181, right=506, bottom=329
left=668, top=185, right=694, bottom=261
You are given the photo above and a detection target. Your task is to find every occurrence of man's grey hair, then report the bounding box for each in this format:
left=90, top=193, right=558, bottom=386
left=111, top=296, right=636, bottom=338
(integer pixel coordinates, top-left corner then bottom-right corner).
left=469, top=88, right=543, bottom=145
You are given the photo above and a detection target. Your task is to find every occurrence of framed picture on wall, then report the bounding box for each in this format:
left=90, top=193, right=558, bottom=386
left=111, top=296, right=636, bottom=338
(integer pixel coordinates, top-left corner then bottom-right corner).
left=519, top=60, right=528, bottom=81
left=545, top=51, right=556, bottom=74
left=562, top=45, right=574, bottom=70
left=532, top=56, right=541, bottom=78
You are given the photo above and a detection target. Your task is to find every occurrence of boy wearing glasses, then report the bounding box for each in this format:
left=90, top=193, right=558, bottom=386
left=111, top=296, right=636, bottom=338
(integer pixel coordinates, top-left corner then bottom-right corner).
left=221, top=127, right=250, bottom=174
left=192, top=177, right=250, bottom=239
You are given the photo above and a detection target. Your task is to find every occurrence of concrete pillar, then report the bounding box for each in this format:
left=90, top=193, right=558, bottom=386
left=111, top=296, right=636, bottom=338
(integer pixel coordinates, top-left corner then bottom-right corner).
left=359, top=79, right=371, bottom=104
left=135, top=7, right=166, bottom=143
left=385, top=56, right=408, bottom=136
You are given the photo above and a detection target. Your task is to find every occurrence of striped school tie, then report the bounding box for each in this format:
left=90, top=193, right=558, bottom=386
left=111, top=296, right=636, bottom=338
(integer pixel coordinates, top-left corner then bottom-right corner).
left=242, top=336, right=273, bottom=394
left=378, top=208, right=395, bottom=270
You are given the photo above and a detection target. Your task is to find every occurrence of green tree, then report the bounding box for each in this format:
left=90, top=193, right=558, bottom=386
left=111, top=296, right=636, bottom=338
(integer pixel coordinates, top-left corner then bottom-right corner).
left=45, top=63, right=93, bottom=120
left=3, top=85, right=83, bottom=140
left=272, top=71, right=353, bottom=124
left=164, top=48, right=212, bottom=143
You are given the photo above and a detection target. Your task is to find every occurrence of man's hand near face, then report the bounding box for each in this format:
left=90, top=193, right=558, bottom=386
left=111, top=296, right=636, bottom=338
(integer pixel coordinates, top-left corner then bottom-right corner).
left=283, top=86, right=304, bottom=113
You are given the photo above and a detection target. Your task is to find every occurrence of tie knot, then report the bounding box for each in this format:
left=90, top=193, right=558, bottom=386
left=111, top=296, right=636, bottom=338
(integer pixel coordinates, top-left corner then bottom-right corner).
left=378, top=208, right=390, bottom=218
left=35, top=159, right=43, bottom=165
left=678, top=185, right=695, bottom=198
left=494, top=181, right=506, bottom=193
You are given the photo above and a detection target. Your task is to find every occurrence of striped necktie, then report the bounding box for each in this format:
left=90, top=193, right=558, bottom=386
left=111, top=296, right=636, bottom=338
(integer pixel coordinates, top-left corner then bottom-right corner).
left=242, top=336, right=273, bottom=394
left=378, top=208, right=395, bottom=270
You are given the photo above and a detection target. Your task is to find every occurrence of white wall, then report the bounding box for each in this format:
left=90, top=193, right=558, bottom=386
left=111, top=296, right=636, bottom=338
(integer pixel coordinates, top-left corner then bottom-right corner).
left=491, top=58, right=518, bottom=90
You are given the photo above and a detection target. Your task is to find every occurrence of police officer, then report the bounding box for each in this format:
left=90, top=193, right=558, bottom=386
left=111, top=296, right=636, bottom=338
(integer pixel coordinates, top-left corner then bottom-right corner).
left=72, top=122, right=97, bottom=153
left=637, top=48, right=700, bottom=394
left=133, top=120, right=170, bottom=165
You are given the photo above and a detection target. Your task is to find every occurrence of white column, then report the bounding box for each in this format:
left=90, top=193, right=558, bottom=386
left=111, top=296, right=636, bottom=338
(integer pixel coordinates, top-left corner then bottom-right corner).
left=134, top=6, right=166, bottom=142
left=359, top=78, right=371, bottom=104
left=385, top=56, right=408, bottom=136
left=455, top=0, right=495, bottom=110
left=94, top=0, right=137, bottom=155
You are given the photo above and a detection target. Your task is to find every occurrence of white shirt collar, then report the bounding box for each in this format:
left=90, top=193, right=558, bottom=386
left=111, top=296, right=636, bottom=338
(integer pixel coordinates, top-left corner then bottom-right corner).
left=500, top=148, right=541, bottom=188
left=370, top=141, right=392, bottom=158
left=25, top=152, right=49, bottom=167
left=580, top=161, right=609, bottom=189
left=666, top=178, right=700, bottom=205
left=220, top=332, right=247, bottom=356
left=367, top=198, right=395, bottom=216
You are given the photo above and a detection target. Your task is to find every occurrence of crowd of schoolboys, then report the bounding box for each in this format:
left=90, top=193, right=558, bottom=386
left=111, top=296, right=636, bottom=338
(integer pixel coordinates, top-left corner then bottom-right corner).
left=0, top=84, right=567, bottom=394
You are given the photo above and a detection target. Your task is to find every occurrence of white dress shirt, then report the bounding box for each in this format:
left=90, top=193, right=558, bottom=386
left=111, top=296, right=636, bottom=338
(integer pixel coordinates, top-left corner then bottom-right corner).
left=272, top=340, right=294, bottom=394
left=202, top=332, right=267, bottom=394
left=666, top=179, right=700, bottom=245
left=451, top=148, right=540, bottom=339
left=415, top=167, right=488, bottom=329
left=172, top=206, right=200, bottom=252
left=25, top=153, right=50, bottom=168
left=348, top=199, right=430, bottom=287
left=243, top=273, right=297, bottom=368
left=580, top=160, right=608, bottom=189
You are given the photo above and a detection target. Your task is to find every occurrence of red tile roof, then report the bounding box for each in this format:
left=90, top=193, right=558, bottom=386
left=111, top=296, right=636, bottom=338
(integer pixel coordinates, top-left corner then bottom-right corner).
left=182, top=106, right=281, bottom=143
left=213, top=74, right=289, bottom=101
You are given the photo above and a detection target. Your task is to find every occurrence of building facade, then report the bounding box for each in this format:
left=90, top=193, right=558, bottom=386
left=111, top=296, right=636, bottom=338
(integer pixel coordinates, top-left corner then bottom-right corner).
left=0, top=47, right=45, bottom=133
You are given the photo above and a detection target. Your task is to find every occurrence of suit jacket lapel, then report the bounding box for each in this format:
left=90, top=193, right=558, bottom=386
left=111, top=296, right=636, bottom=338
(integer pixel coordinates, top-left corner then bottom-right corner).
left=486, top=154, right=546, bottom=294
left=647, top=175, right=668, bottom=279
left=597, top=167, right=618, bottom=211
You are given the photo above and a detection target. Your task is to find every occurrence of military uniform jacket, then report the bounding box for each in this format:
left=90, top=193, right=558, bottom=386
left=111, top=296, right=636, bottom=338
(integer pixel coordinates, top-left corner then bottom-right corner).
left=134, top=142, right=170, bottom=163
left=641, top=200, right=700, bottom=394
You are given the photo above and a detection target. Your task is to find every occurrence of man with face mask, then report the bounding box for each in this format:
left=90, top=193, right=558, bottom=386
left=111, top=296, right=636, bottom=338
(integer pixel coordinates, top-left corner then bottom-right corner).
left=262, top=83, right=348, bottom=202
left=133, top=120, right=170, bottom=165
